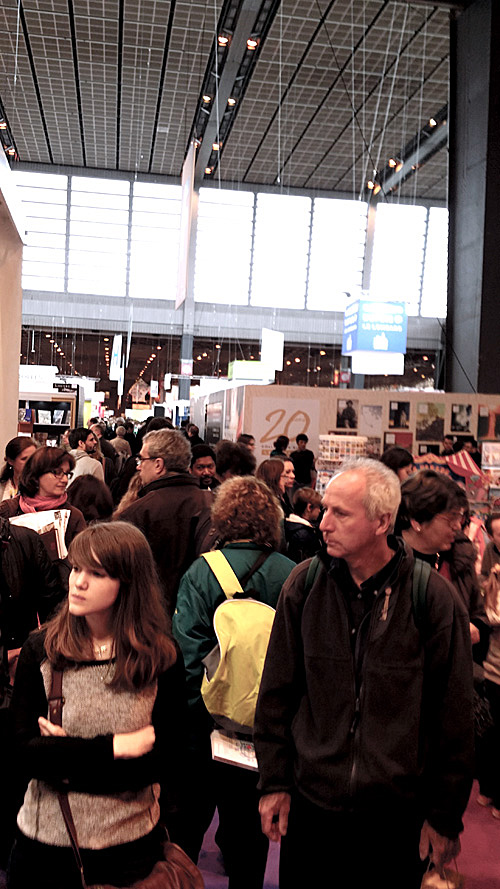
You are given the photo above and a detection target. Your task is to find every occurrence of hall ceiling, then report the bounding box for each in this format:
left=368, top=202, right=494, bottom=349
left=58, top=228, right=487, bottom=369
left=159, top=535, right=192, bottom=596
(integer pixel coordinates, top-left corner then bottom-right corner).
left=0, top=0, right=457, bottom=200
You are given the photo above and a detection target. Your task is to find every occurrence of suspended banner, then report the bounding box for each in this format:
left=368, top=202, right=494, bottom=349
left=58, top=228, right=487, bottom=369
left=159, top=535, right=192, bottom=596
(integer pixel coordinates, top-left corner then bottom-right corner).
left=109, top=335, right=123, bottom=381
left=342, top=299, right=407, bottom=375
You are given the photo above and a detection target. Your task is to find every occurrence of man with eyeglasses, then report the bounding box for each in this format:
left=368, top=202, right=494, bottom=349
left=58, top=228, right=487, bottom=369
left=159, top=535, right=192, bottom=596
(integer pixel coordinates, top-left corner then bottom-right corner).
left=67, top=427, right=105, bottom=486
left=117, top=429, right=212, bottom=616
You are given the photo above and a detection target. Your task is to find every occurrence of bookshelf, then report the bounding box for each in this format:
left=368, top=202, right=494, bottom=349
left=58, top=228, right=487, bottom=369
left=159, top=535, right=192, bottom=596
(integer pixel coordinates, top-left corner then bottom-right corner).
left=18, top=393, right=77, bottom=446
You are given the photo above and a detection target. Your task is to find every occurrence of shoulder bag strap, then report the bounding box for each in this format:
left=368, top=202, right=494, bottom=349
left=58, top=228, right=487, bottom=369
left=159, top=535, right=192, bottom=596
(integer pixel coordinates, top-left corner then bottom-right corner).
left=48, top=667, right=88, bottom=889
left=202, top=551, right=244, bottom=599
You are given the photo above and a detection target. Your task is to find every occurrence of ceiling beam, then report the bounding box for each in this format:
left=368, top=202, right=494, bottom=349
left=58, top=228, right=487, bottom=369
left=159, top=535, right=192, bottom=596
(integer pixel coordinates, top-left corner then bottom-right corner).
left=373, top=107, right=448, bottom=197
left=193, top=0, right=280, bottom=182
left=394, top=1, right=468, bottom=8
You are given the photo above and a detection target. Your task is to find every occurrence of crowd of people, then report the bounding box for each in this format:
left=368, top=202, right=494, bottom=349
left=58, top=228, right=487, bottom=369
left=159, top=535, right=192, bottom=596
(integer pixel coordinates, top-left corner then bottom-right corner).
left=0, top=419, right=498, bottom=888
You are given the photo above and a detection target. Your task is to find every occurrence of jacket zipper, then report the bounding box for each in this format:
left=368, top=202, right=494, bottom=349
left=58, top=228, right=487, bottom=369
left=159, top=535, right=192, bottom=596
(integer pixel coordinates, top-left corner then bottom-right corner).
left=348, top=584, right=393, bottom=799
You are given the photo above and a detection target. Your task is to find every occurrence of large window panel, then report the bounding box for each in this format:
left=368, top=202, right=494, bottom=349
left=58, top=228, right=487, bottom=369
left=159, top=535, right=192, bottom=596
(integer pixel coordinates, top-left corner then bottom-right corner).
left=129, top=182, right=181, bottom=301
left=194, top=188, right=254, bottom=306
left=308, top=198, right=367, bottom=312
left=370, top=204, right=427, bottom=316
left=420, top=207, right=448, bottom=319
left=251, top=193, right=310, bottom=309
left=14, top=172, right=68, bottom=293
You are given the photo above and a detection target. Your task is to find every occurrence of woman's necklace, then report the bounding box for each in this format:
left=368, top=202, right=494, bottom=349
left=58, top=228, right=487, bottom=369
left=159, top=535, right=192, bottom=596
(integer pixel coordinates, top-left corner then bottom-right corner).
left=93, top=638, right=114, bottom=660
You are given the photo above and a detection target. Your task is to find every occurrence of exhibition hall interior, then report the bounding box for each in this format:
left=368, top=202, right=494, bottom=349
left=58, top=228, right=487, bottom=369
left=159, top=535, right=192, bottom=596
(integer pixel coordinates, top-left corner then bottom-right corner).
left=1, top=1, right=500, bottom=887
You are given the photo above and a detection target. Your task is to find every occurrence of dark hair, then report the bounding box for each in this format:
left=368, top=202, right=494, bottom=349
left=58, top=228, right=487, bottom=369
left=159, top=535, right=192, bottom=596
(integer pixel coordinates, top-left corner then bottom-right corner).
left=292, top=486, right=322, bottom=517
left=212, top=476, right=282, bottom=549
left=190, top=444, right=216, bottom=467
left=145, top=416, right=173, bottom=432
left=1, top=436, right=37, bottom=481
left=215, top=441, right=256, bottom=478
left=273, top=435, right=289, bottom=452
left=256, top=458, right=284, bottom=500
left=19, top=447, right=75, bottom=497
left=44, top=522, right=176, bottom=690
left=237, top=434, right=255, bottom=447
left=66, top=474, right=113, bottom=523
left=397, top=470, right=464, bottom=532
left=296, top=433, right=308, bottom=445
left=68, top=427, right=94, bottom=449
left=380, top=446, right=413, bottom=474
left=485, top=511, right=500, bottom=536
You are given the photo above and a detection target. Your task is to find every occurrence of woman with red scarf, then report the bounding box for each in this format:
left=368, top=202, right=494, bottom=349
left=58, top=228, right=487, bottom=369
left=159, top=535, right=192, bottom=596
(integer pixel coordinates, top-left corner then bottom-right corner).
left=0, top=447, right=86, bottom=588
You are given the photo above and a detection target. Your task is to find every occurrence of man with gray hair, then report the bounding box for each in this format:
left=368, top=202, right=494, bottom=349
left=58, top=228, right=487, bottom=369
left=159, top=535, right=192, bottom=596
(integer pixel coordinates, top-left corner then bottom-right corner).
left=117, top=429, right=212, bottom=615
left=254, top=458, right=473, bottom=889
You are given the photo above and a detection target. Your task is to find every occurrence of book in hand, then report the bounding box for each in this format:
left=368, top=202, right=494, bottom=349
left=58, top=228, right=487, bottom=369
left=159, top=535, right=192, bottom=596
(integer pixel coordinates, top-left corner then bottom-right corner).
left=211, top=728, right=258, bottom=771
left=9, top=509, right=71, bottom=559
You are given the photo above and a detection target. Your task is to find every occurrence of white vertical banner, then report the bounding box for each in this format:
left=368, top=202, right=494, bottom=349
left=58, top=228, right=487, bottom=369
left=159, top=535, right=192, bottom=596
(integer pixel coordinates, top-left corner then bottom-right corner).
left=126, top=303, right=133, bottom=367
left=150, top=379, right=159, bottom=398
left=109, top=335, right=123, bottom=381
left=261, top=328, right=284, bottom=372
left=117, top=360, right=125, bottom=397
left=175, top=141, right=197, bottom=310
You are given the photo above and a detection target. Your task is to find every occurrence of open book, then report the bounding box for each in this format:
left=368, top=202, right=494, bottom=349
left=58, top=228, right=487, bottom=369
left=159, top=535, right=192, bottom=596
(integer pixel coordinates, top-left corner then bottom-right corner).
left=211, top=728, right=258, bottom=771
left=10, top=509, right=71, bottom=560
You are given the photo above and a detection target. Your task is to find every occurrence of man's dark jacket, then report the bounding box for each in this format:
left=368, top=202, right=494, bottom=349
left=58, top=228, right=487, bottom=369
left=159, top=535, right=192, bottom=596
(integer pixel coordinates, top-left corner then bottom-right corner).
left=118, top=474, right=212, bottom=615
left=254, top=541, right=474, bottom=839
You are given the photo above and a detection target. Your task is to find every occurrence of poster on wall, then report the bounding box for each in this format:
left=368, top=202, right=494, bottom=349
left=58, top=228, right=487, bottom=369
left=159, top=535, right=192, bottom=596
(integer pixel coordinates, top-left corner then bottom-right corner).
left=336, top=399, right=358, bottom=429
left=384, top=431, right=413, bottom=450
left=418, top=444, right=440, bottom=456
left=224, top=387, right=245, bottom=441
left=451, top=403, right=472, bottom=434
left=359, top=405, right=383, bottom=437
left=205, top=402, right=223, bottom=446
left=416, top=402, right=445, bottom=441
left=481, top=442, right=500, bottom=471
left=253, top=397, right=321, bottom=463
left=389, top=401, right=410, bottom=428
left=478, top=404, right=500, bottom=440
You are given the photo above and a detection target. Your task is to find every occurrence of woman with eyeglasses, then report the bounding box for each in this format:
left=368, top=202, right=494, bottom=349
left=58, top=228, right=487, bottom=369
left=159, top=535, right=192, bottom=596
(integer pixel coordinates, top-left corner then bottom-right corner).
left=0, top=447, right=86, bottom=589
left=396, top=469, right=489, bottom=656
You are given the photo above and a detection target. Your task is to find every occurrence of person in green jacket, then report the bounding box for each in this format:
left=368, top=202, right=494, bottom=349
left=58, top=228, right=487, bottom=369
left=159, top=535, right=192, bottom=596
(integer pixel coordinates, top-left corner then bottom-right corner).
left=173, top=475, right=295, bottom=888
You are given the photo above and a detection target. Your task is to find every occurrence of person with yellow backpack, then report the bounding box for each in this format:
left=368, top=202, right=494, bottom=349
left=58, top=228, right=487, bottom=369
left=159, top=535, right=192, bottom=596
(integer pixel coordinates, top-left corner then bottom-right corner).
left=172, top=475, right=295, bottom=888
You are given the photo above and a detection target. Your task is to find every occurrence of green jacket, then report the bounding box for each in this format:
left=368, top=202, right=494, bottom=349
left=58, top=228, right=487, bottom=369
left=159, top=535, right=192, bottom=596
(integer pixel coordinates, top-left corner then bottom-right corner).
left=173, top=543, right=295, bottom=711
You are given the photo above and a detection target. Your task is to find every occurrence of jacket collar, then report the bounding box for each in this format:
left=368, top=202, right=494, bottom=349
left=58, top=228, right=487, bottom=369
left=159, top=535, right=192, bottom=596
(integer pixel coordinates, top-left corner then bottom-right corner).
left=139, top=472, right=199, bottom=497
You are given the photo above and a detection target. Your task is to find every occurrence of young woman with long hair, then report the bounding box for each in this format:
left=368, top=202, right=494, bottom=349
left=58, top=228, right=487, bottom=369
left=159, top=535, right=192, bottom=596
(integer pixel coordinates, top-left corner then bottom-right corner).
left=0, top=437, right=37, bottom=501
left=8, top=522, right=187, bottom=889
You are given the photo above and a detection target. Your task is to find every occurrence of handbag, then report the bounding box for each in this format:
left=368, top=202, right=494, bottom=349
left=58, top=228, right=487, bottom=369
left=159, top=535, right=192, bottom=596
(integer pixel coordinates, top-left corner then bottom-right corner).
left=48, top=668, right=204, bottom=889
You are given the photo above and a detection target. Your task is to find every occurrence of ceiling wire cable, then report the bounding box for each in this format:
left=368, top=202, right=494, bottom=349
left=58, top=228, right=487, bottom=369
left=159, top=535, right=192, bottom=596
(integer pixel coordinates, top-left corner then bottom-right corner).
left=351, top=0, right=356, bottom=197
left=14, top=0, right=21, bottom=88
left=213, top=0, right=222, bottom=189
left=373, top=3, right=408, bottom=178
left=277, top=2, right=283, bottom=189
left=360, top=2, right=398, bottom=197
left=412, top=6, right=428, bottom=205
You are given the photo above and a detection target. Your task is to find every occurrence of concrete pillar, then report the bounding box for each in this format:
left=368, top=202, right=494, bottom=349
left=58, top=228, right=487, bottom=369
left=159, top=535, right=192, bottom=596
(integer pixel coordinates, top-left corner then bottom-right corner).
left=0, top=163, right=24, bottom=450
left=447, top=0, right=500, bottom=392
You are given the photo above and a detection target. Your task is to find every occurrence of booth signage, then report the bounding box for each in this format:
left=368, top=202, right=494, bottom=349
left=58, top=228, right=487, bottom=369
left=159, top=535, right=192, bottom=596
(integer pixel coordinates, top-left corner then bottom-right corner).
left=342, top=300, right=407, bottom=355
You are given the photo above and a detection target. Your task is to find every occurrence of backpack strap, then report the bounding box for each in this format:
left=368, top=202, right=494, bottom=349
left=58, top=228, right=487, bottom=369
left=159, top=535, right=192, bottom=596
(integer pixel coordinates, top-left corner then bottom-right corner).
left=304, top=554, right=322, bottom=595
left=412, top=557, right=431, bottom=630
left=202, top=551, right=244, bottom=599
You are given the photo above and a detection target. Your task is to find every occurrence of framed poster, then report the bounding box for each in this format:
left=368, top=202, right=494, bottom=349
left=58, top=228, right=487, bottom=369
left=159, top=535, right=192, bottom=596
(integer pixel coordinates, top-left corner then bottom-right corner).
left=478, top=404, right=500, bottom=440
left=359, top=404, right=383, bottom=437
left=384, top=431, right=413, bottom=450
left=389, top=401, right=410, bottom=428
left=337, top=399, right=358, bottom=430
left=451, top=403, right=472, bottom=434
left=416, top=402, right=445, bottom=442
left=418, top=443, right=440, bottom=456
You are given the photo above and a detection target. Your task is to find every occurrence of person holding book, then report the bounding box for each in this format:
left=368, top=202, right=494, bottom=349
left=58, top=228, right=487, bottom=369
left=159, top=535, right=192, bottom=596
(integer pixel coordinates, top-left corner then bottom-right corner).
left=173, top=476, right=295, bottom=888
left=0, top=447, right=86, bottom=588
left=0, top=437, right=37, bottom=501
left=7, top=522, right=188, bottom=888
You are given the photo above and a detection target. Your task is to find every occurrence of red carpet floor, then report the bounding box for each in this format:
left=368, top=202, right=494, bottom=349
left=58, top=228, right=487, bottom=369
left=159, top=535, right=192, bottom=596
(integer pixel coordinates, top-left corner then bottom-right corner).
left=198, top=783, right=500, bottom=888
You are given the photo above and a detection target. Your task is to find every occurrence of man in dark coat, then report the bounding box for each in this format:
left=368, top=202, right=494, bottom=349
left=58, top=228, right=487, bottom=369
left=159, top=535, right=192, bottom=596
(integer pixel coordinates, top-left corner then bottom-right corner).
left=255, top=459, right=473, bottom=889
left=117, top=429, right=212, bottom=615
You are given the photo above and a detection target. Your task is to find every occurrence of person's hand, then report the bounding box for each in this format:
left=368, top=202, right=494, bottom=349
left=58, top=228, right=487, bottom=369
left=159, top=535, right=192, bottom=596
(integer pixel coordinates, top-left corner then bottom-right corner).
left=259, top=792, right=291, bottom=842
left=469, top=622, right=480, bottom=645
left=419, top=820, right=460, bottom=876
left=38, top=716, right=67, bottom=738
left=113, top=725, right=155, bottom=759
